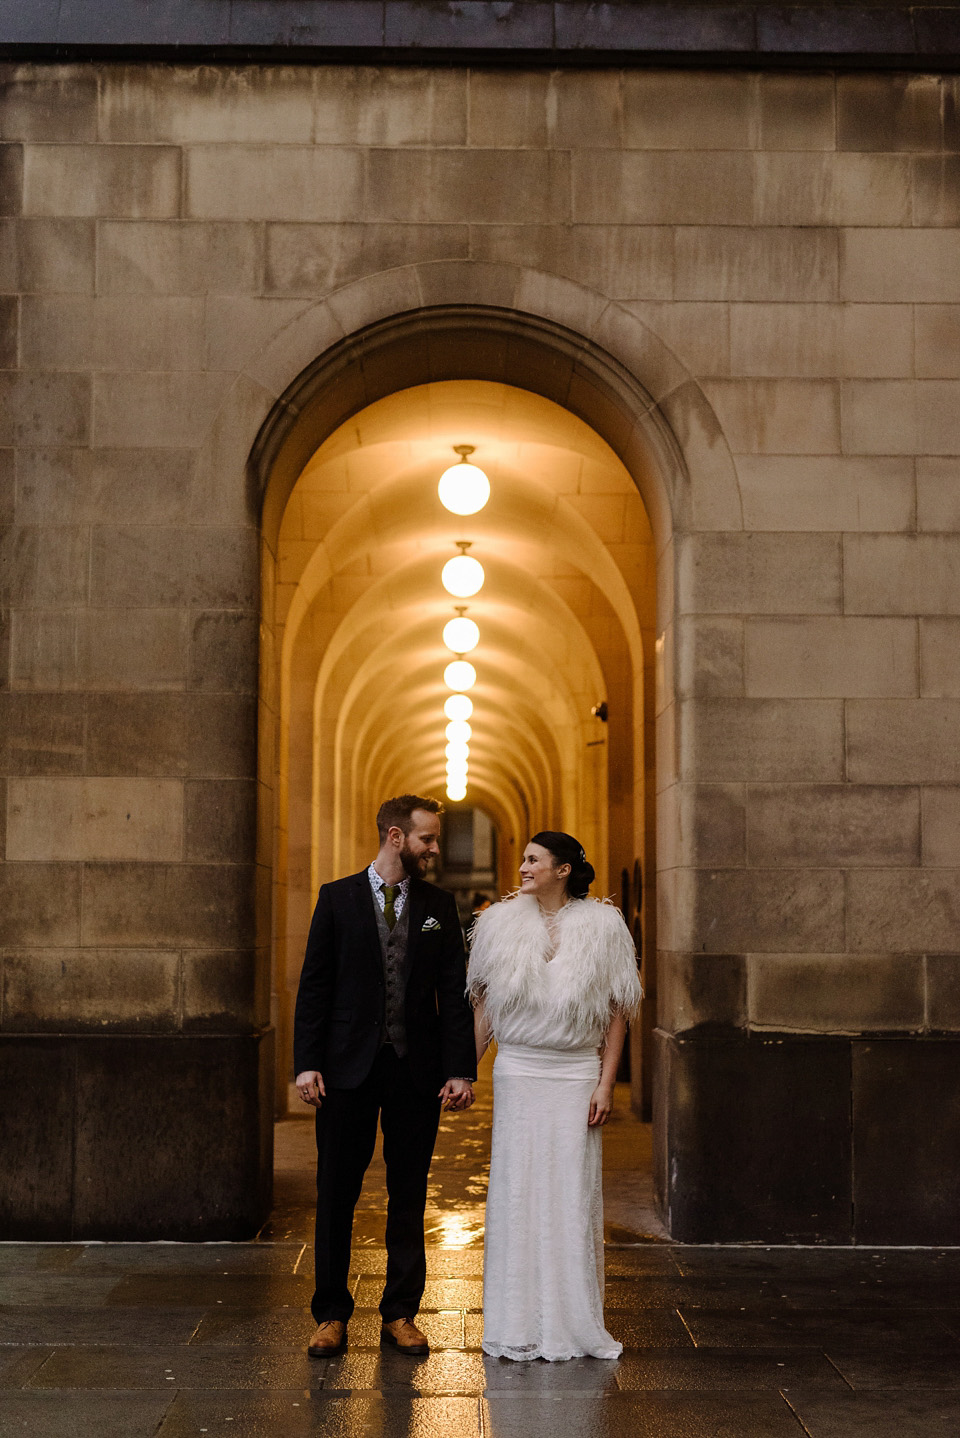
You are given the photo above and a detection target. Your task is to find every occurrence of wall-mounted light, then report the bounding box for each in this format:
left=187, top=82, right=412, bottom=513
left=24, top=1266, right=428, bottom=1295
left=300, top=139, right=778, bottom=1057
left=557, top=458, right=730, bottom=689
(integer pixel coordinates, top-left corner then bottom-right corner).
left=592, top=701, right=609, bottom=723
left=442, top=541, right=485, bottom=599
left=438, top=445, right=490, bottom=516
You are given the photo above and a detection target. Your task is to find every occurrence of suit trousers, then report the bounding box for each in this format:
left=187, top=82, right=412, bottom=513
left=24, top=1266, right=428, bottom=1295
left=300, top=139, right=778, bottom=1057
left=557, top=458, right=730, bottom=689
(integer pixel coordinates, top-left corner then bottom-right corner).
left=312, top=1044, right=441, bottom=1324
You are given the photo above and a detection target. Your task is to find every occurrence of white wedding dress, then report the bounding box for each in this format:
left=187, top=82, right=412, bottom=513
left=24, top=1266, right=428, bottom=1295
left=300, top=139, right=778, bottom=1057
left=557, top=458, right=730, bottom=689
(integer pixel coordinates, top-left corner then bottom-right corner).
left=467, top=895, right=642, bottom=1362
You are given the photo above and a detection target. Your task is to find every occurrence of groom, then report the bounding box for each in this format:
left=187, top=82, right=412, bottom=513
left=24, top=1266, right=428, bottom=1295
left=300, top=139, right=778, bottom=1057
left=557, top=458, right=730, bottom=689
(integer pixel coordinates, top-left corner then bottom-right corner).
left=294, top=794, right=477, bottom=1358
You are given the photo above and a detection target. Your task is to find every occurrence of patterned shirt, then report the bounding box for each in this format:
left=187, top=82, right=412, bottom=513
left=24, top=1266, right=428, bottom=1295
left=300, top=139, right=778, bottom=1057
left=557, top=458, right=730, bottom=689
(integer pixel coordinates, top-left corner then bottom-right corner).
left=367, top=862, right=411, bottom=920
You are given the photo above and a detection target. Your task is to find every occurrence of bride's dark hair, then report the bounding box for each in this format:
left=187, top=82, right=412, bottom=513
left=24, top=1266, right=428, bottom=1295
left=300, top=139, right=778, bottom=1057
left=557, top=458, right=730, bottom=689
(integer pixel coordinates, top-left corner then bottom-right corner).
left=529, top=831, right=595, bottom=900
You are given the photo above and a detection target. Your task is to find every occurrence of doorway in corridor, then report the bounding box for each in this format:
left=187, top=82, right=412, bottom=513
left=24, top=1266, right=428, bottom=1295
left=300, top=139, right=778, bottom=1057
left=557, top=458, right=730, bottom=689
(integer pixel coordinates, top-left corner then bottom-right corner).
left=256, top=312, right=663, bottom=1131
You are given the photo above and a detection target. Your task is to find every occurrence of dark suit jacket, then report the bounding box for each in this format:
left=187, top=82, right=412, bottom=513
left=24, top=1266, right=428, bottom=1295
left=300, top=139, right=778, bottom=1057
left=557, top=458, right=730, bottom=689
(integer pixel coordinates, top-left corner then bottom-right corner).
left=293, top=869, right=477, bottom=1092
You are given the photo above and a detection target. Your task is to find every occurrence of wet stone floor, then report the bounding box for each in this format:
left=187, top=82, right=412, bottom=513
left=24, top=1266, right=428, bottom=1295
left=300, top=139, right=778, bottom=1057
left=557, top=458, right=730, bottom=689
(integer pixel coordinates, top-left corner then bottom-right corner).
left=3, top=1062, right=960, bottom=1436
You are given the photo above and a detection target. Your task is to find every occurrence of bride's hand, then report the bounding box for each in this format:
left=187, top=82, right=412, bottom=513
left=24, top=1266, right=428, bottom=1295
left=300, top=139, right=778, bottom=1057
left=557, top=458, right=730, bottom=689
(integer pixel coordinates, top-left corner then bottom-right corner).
left=588, top=1083, right=613, bottom=1127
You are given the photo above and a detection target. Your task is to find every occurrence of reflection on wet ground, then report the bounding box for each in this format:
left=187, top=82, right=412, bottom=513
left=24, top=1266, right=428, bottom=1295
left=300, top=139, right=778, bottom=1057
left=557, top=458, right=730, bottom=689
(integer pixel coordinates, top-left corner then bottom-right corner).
left=3, top=1058, right=960, bottom=1434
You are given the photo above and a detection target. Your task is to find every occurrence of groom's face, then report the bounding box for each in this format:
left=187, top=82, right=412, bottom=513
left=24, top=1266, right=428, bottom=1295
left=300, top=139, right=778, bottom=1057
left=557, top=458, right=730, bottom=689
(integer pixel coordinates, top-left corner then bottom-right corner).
left=398, top=809, right=442, bottom=878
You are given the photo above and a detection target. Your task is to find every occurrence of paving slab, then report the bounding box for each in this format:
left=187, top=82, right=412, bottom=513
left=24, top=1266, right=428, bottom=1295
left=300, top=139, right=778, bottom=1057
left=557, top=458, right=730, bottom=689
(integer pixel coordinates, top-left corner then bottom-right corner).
left=24, top=1345, right=327, bottom=1391
left=157, top=1392, right=482, bottom=1438
left=679, top=1305, right=960, bottom=1350
left=784, top=1387, right=960, bottom=1435
left=0, top=1275, right=119, bottom=1305
left=73, top=1243, right=306, bottom=1275
left=0, top=1245, right=83, bottom=1274
left=484, top=1389, right=804, bottom=1437
left=825, top=1350, right=960, bottom=1390
left=322, top=1348, right=489, bottom=1395
left=104, top=1273, right=314, bottom=1307
left=0, top=1306, right=207, bottom=1346
left=614, top=1348, right=851, bottom=1392
left=0, top=1390, right=174, bottom=1437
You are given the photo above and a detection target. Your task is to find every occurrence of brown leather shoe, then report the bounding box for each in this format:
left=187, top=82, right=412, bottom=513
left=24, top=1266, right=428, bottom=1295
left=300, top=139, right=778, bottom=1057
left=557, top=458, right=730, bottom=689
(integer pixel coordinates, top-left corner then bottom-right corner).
left=380, top=1317, right=429, bottom=1355
left=307, top=1320, right=346, bottom=1357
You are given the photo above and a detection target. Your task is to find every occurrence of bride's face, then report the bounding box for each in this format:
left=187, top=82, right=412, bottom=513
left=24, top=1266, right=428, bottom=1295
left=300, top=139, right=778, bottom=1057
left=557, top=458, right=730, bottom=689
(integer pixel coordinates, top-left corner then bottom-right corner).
left=519, top=843, right=571, bottom=900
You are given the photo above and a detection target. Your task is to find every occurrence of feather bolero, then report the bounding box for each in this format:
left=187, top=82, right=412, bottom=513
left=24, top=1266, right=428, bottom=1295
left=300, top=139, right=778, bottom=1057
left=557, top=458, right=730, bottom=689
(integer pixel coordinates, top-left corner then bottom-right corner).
left=466, top=892, right=643, bottom=1037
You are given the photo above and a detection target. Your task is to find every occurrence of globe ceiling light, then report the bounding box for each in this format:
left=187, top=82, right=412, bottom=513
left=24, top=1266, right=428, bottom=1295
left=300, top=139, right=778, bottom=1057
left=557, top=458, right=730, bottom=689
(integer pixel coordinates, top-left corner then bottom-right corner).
left=444, top=660, right=476, bottom=691
left=447, top=768, right=469, bottom=786
left=445, top=720, right=472, bottom=744
left=441, top=552, right=485, bottom=599
left=444, top=693, right=473, bottom=722
left=446, top=782, right=468, bottom=802
left=443, top=615, right=479, bottom=654
left=438, top=445, right=490, bottom=516
left=445, top=741, right=470, bottom=764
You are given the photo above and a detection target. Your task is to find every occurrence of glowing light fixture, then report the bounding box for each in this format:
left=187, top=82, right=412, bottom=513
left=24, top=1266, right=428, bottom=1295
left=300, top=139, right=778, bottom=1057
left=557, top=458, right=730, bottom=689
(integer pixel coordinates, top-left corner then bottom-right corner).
left=444, top=660, right=476, bottom=691
left=438, top=445, right=490, bottom=516
left=446, top=782, right=468, bottom=802
left=443, top=615, right=479, bottom=655
left=445, top=720, right=472, bottom=744
left=446, top=741, right=470, bottom=764
left=444, top=694, right=473, bottom=722
left=442, top=543, right=485, bottom=599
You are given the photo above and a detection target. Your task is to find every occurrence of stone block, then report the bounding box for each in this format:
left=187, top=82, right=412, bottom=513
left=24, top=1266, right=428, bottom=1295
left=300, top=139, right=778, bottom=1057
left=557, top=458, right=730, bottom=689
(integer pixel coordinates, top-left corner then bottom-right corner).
left=744, top=617, right=917, bottom=698
left=89, top=526, right=258, bottom=610
left=0, top=218, right=13, bottom=290
left=549, top=69, right=623, bottom=149
left=853, top=1040, right=960, bottom=1244
left=918, top=458, right=960, bottom=532
left=99, top=63, right=314, bottom=144
left=0, top=691, right=84, bottom=775
left=0, top=446, right=11, bottom=528
left=661, top=782, right=746, bottom=869
left=10, top=372, right=90, bottom=445
left=736, top=455, right=914, bottom=532
left=729, top=302, right=839, bottom=379
left=675, top=615, right=743, bottom=698
left=189, top=611, right=259, bottom=694
left=98, top=220, right=262, bottom=296
left=0, top=526, right=89, bottom=607
left=0, top=144, right=23, bottom=217
left=81, top=862, right=255, bottom=948
left=622, top=71, right=756, bottom=149
left=9, top=609, right=80, bottom=690
left=386, top=2, right=552, bottom=48
left=92, top=372, right=230, bottom=448
left=844, top=535, right=960, bottom=615
left=16, top=447, right=194, bottom=526
left=6, top=777, right=184, bottom=862
left=20, top=294, right=205, bottom=372
left=1, top=949, right=180, bottom=1031
left=316, top=66, right=466, bottom=147
left=365, top=148, right=570, bottom=225
left=16, top=217, right=95, bottom=293
left=185, top=779, right=257, bottom=863
left=758, top=72, right=835, bottom=151
left=75, top=608, right=189, bottom=690
left=0, top=68, right=97, bottom=142
left=181, top=949, right=259, bottom=1030
left=921, top=619, right=960, bottom=697
left=22, top=144, right=180, bottom=219
left=916, top=305, right=960, bottom=379
left=185, top=145, right=363, bottom=222
left=702, top=378, right=840, bottom=454
left=749, top=954, right=925, bottom=1033
left=917, top=380, right=960, bottom=455
left=922, top=787, right=960, bottom=867
left=467, top=68, right=550, bottom=148
left=841, top=230, right=960, bottom=303
left=265, top=221, right=468, bottom=296
left=0, top=294, right=16, bottom=368
left=926, top=956, right=960, bottom=1030
left=913, top=155, right=960, bottom=227
left=469, top=223, right=673, bottom=302
left=745, top=784, right=921, bottom=867
left=85, top=693, right=256, bottom=779
left=679, top=698, right=845, bottom=782
left=678, top=533, right=842, bottom=615
left=755, top=153, right=911, bottom=227
left=572, top=151, right=752, bottom=225
left=681, top=866, right=845, bottom=953
left=675, top=227, right=837, bottom=302
left=848, top=871, right=960, bottom=952
left=624, top=302, right=728, bottom=375
left=0, top=1037, right=75, bottom=1239
left=0, top=861, right=80, bottom=945
left=657, top=1029, right=852, bottom=1243
left=847, top=700, right=960, bottom=783
left=837, top=74, right=943, bottom=152
left=657, top=951, right=746, bottom=1035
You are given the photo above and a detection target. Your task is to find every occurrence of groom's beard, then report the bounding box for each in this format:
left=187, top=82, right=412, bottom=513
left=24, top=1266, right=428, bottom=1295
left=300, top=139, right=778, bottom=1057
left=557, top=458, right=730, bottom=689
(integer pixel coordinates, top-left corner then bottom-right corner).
left=399, top=842, right=430, bottom=879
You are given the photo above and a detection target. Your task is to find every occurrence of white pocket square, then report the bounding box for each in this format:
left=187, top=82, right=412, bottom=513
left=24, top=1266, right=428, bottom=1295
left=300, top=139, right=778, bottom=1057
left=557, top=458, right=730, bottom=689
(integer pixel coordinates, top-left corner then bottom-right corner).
left=421, top=916, right=441, bottom=932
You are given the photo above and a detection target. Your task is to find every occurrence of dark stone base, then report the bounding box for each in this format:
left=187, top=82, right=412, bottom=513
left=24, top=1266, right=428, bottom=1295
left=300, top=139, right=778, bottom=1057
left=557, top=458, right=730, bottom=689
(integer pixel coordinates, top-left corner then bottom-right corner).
left=0, top=1030, right=274, bottom=1240
left=654, top=1028, right=960, bottom=1245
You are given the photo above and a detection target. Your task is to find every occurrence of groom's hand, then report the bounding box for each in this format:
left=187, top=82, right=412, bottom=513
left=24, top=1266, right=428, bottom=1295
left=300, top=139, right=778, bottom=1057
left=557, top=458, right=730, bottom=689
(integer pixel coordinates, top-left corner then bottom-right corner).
left=296, top=1070, right=326, bottom=1109
left=439, top=1078, right=474, bottom=1112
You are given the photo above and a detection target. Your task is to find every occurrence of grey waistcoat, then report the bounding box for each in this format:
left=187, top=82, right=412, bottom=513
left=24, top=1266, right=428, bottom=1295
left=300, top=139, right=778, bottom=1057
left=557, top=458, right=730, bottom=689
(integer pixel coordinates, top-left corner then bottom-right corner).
left=373, top=894, right=410, bottom=1058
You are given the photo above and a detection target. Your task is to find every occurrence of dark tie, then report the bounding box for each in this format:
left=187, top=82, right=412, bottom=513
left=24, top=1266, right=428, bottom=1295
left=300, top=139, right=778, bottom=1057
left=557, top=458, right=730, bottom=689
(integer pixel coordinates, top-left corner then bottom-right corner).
left=383, top=885, right=399, bottom=931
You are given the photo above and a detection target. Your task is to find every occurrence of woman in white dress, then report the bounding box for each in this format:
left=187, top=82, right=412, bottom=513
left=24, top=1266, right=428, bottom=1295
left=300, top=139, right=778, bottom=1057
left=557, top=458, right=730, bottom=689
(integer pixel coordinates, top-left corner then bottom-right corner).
left=468, top=831, right=643, bottom=1362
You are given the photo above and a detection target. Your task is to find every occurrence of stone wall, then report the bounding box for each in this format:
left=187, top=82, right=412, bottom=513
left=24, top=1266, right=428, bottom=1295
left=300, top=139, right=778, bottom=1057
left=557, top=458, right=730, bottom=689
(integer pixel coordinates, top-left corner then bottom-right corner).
left=1, top=62, right=958, bottom=1238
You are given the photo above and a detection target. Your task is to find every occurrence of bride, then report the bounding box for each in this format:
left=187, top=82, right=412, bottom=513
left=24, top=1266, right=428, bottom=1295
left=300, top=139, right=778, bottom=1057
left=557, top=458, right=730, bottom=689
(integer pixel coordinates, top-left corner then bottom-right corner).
left=468, top=831, right=643, bottom=1362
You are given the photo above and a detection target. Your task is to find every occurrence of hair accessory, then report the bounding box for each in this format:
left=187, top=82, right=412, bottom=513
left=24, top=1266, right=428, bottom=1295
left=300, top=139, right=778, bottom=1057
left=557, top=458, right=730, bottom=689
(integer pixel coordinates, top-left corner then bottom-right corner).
left=578, top=847, right=586, bottom=862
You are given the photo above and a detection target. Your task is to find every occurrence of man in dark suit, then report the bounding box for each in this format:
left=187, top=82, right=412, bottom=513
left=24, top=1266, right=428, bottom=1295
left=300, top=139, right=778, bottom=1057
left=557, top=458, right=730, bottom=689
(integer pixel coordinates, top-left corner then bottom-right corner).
left=294, top=794, right=477, bottom=1358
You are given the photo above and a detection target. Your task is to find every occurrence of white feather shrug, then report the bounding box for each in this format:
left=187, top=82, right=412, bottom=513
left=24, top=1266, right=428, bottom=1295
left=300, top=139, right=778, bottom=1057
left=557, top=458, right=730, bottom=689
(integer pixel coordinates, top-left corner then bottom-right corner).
left=466, top=893, right=643, bottom=1042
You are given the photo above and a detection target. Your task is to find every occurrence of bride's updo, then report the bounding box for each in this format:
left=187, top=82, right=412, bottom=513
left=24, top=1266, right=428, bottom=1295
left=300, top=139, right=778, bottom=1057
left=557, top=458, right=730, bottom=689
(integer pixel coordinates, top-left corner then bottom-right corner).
left=529, top=831, right=595, bottom=900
